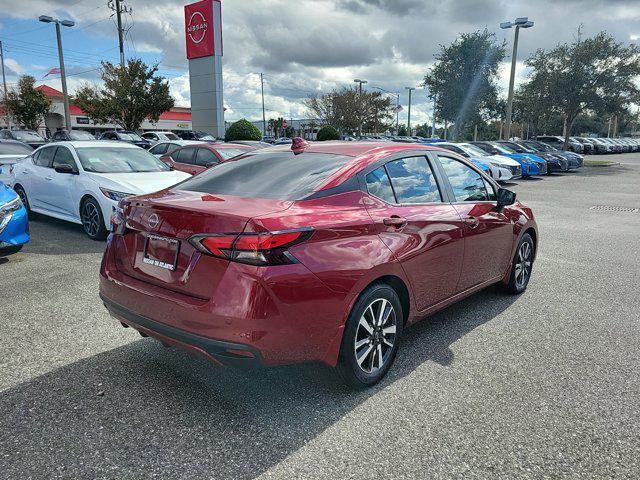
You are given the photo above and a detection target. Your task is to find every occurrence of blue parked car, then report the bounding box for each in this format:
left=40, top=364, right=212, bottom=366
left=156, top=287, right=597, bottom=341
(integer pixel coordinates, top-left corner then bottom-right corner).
left=470, top=141, right=547, bottom=177
left=0, top=183, right=29, bottom=257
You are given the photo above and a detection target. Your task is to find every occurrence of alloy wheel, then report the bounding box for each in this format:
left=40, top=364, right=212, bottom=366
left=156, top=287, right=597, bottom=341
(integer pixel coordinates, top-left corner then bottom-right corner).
left=81, top=202, right=100, bottom=237
left=514, top=241, right=532, bottom=289
left=354, top=298, right=397, bottom=373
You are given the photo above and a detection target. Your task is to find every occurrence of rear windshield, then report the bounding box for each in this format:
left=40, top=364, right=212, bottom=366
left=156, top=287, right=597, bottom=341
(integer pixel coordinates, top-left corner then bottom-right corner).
left=0, top=142, right=33, bottom=154
left=13, top=130, right=43, bottom=141
left=177, top=151, right=352, bottom=200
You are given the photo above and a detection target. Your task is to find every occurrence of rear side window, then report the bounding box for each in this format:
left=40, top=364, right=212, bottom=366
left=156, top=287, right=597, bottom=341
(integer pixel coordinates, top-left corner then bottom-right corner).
left=439, top=156, right=489, bottom=202
left=175, top=147, right=196, bottom=165
left=385, top=156, right=441, bottom=204
left=178, top=151, right=352, bottom=200
left=35, top=147, right=55, bottom=167
left=0, top=142, right=32, bottom=155
left=365, top=167, right=396, bottom=204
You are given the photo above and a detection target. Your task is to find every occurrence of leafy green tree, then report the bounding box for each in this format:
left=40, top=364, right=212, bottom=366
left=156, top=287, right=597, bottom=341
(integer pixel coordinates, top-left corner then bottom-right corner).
left=423, top=29, right=506, bottom=140
left=224, top=119, right=262, bottom=141
left=397, top=125, right=408, bottom=136
left=520, top=31, right=640, bottom=147
left=415, top=123, right=431, bottom=137
left=5, top=75, right=51, bottom=130
left=74, top=59, right=174, bottom=131
left=316, top=125, right=340, bottom=141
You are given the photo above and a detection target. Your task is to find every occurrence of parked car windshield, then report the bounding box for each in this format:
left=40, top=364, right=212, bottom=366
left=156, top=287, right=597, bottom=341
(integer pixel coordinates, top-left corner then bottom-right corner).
left=491, top=143, right=516, bottom=154
left=195, top=131, right=216, bottom=141
left=0, top=142, right=33, bottom=154
left=75, top=147, right=170, bottom=173
left=163, top=133, right=180, bottom=140
left=458, top=143, right=491, bottom=157
left=12, top=130, right=44, bottom=141
left=177, top=151, right=351, bottom=200
left=119, top=132, right=143, bottom=141
left=68, top=131, right=95, bottom=140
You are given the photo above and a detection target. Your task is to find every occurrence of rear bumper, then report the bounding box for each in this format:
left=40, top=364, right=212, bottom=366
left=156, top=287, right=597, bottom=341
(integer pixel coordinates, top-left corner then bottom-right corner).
left=99, top=234, right=348, bottom=367
left=101, top=295, right=264, bottom=367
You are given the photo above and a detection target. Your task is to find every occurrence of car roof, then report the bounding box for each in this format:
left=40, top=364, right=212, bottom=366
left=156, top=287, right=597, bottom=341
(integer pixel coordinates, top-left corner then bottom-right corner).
left=45, top=141, right=142, bottom=149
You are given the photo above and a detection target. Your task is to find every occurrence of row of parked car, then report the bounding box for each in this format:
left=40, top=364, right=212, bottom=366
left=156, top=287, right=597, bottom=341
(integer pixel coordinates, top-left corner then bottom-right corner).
left=0, top=133, right=581, bottom=259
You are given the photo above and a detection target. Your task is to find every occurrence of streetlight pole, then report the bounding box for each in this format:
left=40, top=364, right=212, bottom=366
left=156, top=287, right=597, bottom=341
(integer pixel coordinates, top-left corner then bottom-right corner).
left=431, top=95, right=436, bottom=138
left=500, top=17, right=534, bottom=141
left=405, top=86, right=415, bottom=135
left=353, top=78, right=367, bottom=138
left=0, top=41, right=10, bottom=129
left=259, top=73, right=266, bottom=137
left=39, top=15, right=75, bottom=131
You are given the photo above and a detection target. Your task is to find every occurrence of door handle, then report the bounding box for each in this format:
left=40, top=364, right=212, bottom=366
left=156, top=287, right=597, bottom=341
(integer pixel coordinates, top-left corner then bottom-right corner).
left=383, top=216, right=407, bottom=228
left=45, top=177, right=53, bottom=181
left=464, top=216, right=480, bottom=228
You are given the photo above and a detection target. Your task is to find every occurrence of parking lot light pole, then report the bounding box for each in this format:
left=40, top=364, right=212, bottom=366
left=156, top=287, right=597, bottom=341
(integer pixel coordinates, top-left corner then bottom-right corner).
left=354, top=79, right=368, bottom=138
left=39, top=15, right=75, bottom=131
left=500, top=17, right=534, bottom=141
left=405, top=87, right=416, bottom=135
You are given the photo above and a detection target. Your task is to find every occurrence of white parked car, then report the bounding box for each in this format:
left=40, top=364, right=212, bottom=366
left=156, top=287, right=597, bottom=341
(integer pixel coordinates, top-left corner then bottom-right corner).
left=456, top=143, right=523, bottom=181
left=141, top=131, right=181, bottom=145
left=0, top=140, right=33, bottom=185
left=11, top=141, right=190, bottom=239
left=148, top=140, right=202, bottom=158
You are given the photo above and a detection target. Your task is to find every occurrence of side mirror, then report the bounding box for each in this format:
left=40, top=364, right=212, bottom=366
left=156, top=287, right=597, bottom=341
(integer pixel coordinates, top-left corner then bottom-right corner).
left=54, top=163, right=75, bottom=174
left=496, top=188, right=516, bottom=209
left=205, top=161, right=218, bottom=168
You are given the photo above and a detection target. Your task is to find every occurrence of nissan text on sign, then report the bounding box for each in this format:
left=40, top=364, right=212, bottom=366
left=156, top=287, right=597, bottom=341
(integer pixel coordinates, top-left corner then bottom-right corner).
left=185, top=0, right=224, bottom=137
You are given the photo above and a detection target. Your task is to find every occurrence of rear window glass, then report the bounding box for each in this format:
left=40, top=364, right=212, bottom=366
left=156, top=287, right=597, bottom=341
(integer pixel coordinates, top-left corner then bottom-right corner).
left=0, top=142, right=33, bottom=155
left=178, top=151, right=352, bottom=200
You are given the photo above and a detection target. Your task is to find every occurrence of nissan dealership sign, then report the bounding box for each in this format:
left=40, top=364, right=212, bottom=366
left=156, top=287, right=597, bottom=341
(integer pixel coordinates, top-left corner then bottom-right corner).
left=185, top=0, right=222, bottom=59
left=184, top=0, right=225, bottom=137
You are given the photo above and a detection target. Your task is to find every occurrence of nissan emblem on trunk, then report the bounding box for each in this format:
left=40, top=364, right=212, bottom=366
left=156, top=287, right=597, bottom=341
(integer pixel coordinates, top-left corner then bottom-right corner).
left=148, top=214, right=160, bottom=229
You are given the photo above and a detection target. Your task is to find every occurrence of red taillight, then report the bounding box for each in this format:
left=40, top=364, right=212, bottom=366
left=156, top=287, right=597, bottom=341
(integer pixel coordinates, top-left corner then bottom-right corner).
left=190, top=229, right=312, bottom=266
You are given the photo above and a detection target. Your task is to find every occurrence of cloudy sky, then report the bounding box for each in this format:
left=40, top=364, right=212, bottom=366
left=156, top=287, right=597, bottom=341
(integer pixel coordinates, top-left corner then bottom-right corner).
left=0, top=0, right=639, bottom=127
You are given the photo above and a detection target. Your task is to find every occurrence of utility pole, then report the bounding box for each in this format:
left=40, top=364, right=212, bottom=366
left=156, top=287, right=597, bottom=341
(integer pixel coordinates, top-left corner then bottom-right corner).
left=0, top=41, right=10, bottom=129
left=260, top=73, right=266, bottom=137
left=405, top=86, right=415, bottom=135
left=353, top=78, right=367, bottom=138
left=39, top=16, right=74, bottom=131
left=109, top=0, right=128, bottom=67
left=500, top=17, right=534, bottom=141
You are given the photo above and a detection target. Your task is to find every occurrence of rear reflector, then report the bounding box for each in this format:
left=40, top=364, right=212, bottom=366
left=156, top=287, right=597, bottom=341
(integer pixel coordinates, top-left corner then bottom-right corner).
left=190, top=229, right=312, bottom=266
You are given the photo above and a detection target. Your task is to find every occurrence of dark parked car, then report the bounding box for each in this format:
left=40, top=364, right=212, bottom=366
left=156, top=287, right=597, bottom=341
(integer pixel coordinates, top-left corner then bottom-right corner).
left=50, top=129, right=96, bottom=142
left=178, top=130, right=219, bottom=142
left=500, top=140, right=568, bottom=173
left=99, top=130, right=152, bottom=149
left=0, top=129, right=47, bottom=149
left=160, top=143, right=255, bottom=176
left=535, top=135, right=584, bottom=154
left=521, top=140, right=583, bottom=169
left=100, top=141, right=538, bottom=388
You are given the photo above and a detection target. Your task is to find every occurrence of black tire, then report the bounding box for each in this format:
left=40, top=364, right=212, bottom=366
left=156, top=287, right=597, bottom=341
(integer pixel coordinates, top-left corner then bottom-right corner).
left=13, top=185, right=38, bottom=219
left=502, top=233, right=535, bottom=294
left=80, top=197, right=109, bottom=240
left=336, top=283, right=404, bottom=389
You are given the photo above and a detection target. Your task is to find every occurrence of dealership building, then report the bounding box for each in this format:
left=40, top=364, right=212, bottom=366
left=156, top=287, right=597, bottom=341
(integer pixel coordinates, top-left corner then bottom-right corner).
left=0, top=85, right=193, bottom=137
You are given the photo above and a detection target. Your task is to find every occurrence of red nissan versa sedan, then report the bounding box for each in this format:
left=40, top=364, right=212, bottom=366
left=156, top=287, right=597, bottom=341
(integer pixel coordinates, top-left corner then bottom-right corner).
left=99, top=140, right=537, bottom=388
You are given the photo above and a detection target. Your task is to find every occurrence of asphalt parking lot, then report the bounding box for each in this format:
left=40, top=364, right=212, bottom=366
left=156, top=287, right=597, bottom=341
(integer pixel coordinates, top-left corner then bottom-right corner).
left=1, top=155, right=639, bottom=479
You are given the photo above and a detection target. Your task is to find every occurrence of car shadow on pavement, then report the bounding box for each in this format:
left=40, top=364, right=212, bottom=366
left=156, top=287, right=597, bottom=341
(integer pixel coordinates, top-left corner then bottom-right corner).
left=0, top=288, right=519, bottom=479
left=23, top=216, right=106, bottom=255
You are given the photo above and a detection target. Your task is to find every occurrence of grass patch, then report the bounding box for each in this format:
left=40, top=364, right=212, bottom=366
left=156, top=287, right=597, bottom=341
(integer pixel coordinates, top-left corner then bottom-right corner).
left=584, top=159, right=619, bottom=166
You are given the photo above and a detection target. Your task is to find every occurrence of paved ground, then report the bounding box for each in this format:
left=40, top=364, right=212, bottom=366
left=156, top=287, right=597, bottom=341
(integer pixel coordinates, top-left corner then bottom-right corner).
left=1, top=154, right=639, bottom=479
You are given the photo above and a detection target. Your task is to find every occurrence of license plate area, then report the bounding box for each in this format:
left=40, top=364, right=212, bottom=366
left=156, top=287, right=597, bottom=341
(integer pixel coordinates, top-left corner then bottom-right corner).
left=142, top=234, right=180, bottom=270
